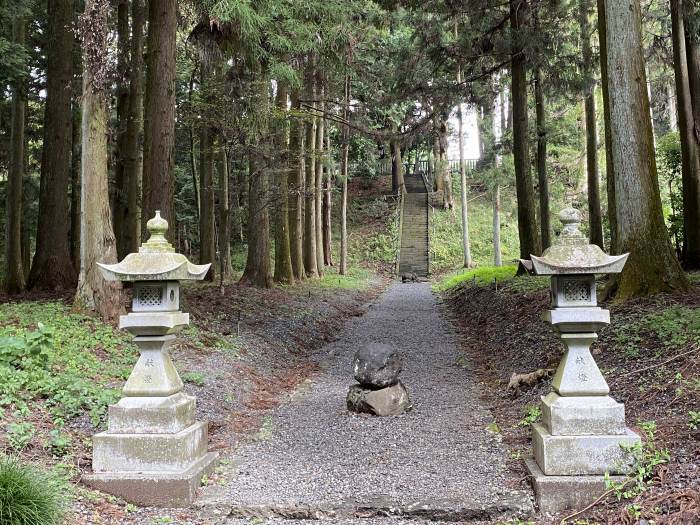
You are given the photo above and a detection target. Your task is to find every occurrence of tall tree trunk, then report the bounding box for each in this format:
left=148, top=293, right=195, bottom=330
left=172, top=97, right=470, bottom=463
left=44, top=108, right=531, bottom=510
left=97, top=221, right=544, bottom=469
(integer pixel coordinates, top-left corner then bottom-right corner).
left=113, top=0, right=130, bottom=256
left=198, top=121, right=216, bottom=280
left=339, top=71, right=351, bottom=276
left=673, top=0, right=700, bottom=268
left=534, top=66, right=550, bottom=250
left=288, top=88, right=305, bottom=280
left=303, top=59, right=319, bottom=278
left=323, top=132, right=333, bottom=266
left=241, top=73, right=272, bottom=288
left=188, top=70, right=200, bottom=221
left=70, top=97, right=82, bottom=271
left=142, top=0, right=176, bottom=237
left=668, top=81, right=678, bottom=132
left=493, top=186, right=502, bottom=266
left=597, top=0, right=617, bottom=253
left=457, top=98, right=472, bottom=267
left=686, top=18, right=700, bottom=143
left=603, top=0, right=688, bottom=297
left=391, top=140, right=404, bottom=194
left=75, top=0, right=123, bottom=320
left=29, top=0, right=77, bottom=289
left=230, top=157, right=243, bottom=246
left=511, top=0, right=540, bottom=261
left=4, top=17, right=26, bottom=294
left=315, top=86, right=325, bottom=274
left=273, top=82, right=294, bottom=284
left=217, top=140, right=233, bottom=278
left=122, top=0, right=145, bottom=255
left=582, top=0, right=604, bottom=249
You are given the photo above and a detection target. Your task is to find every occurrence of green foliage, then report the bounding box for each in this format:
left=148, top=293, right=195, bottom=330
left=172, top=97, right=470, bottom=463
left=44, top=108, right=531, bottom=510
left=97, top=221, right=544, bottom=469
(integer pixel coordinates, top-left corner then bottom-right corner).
left=605, top=421, right=670, bottom=501
left=181, top=372, right=205, bottom=387
left=6, top=422, right=34, bottom=451
left=656, top=132, right=683, bottom=253
left=688, top=411, right=700, bottom=431
left=433, top=265, right=517, bottom=292
left=516, top=405, right=542, bottom=428
left=0, top=455, right=68, bottom=525
left=0, top=302, right=136, bottom=427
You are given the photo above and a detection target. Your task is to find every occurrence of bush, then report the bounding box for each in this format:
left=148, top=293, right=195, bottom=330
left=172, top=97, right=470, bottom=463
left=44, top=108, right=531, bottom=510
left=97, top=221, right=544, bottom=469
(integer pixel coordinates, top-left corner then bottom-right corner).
left=0, top=456, right=68, bottom=525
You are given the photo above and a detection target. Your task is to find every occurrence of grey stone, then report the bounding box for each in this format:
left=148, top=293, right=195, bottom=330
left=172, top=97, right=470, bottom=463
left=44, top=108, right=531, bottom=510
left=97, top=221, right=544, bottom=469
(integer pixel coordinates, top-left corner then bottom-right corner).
left=122, top=334, right=184, bottom=397
left=353, top=343, right=402, bottom=389
left=525, top=457, right=627, bottom=513
left=347, top=381, right=411, bottom=416
left=550, top=333, right=610, bottom=396
left=541, top=392, right=627, bottom=436
left=107, top=392, right=196, bottom=434
left=84, top=452, right=217, bottom=507
left=532, top=423, right=640, bottom=476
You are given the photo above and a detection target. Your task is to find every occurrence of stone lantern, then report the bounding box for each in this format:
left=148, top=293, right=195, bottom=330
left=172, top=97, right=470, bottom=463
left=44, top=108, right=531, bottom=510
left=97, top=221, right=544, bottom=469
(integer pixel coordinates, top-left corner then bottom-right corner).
left=84, top=212, right=217, bottom=506
left=521, top=208, right=640, bottom=513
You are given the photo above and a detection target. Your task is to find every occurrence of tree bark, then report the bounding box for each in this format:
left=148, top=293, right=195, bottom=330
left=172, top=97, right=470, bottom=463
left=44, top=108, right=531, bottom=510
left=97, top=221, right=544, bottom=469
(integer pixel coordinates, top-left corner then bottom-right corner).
left=5, top=17, right=26, bottom=294
left=672, top=0, right=700, bottom=268
left=323, top=132, right=333, bottom=266
left=597, top=0, right=617, bottom=253
left=74, top=0, right=123, bottom=321
left=511, top=0, right=540, bottom=261
left=493, top=185, right=502, bottom=266
left=339, top=71, right=351, bottom=276
left=288, top=88, right=305, bottom=280
left=70, top=97, right=82, bottom=271
left=457, top=99, right=472, bottom=267
left=303, top=59, right=319, bottom=277
left=273, top=82, right=294, bottom=284
left=198, top=121, right=216, bottom=279
left=391, top=140, right=404, bottom=194
left=315, top=85, right=325, bottom=274
left=113, top=0, right=130, bottom=256
left=534, top=66, right=551, bottom=250
left=142, top=0, right=176, bottom=237
left=241, top=74, right=272, bottom=288
left=603, top=0, right=688, bottom=297
left=217, top=140, right=233, bottom=278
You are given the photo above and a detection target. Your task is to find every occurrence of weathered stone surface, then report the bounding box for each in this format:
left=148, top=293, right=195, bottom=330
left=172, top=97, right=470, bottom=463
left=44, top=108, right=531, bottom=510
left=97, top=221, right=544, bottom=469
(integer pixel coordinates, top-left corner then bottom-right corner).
left=550, top=333, right=610, bottom=396
left=353, top=343, right=403, bottom=388
left=525, top=457, right=627, bottom=513
left=119, top=311, right=189, bottom=336
left=546, top=307, right=610, bottom=333
left=347, top=382, right=411, bottom=416
left=541, top=392, right=627, bottom=436
left=108, top=392, right=196, bottom=434
left=84, top=452, right=218, bottom=507
left=93, top=421, right=208, bottom=473
left=122, top=335, right=184, bottom=397
left=532, top=423, right=640, bottom=476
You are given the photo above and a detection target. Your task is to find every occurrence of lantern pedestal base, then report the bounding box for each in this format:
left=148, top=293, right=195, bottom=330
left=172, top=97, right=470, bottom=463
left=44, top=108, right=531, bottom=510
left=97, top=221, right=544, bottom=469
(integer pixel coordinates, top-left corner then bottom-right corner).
left=525, top=457, right=627, bottom=514
left=84, top=451, right=218, bottom=507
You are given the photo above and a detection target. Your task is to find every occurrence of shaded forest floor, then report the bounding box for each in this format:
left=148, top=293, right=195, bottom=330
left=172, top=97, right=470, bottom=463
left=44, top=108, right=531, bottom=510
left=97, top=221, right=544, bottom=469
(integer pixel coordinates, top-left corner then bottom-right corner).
left=442, top=274, right=700, bottom=524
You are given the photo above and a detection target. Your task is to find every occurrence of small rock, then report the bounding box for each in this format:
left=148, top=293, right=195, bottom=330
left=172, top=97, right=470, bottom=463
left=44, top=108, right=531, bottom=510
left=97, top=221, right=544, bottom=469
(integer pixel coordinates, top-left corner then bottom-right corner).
left=353, top=343, right=402, bottom=389
left=347, top=381, right=411, bottom=416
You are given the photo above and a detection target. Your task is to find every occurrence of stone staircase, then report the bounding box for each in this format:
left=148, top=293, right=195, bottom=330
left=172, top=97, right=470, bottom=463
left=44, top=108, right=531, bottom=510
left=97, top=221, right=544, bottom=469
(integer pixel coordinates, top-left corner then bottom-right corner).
left=398, top=174, right=429, bottom=277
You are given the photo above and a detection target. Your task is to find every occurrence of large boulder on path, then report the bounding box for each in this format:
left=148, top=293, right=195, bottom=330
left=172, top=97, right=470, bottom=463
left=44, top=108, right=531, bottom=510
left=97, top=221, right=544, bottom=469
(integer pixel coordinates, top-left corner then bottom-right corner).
left=346, top=382, right=411, bottom=416
left=353, top=343, right=402, bottom=389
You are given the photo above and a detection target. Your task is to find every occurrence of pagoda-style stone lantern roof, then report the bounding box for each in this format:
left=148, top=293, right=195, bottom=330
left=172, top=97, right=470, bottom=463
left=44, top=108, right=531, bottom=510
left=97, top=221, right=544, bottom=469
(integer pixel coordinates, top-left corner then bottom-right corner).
left=522, top=207, right=628, bottom=275
left=98, top=211, right=209, bottom=282
left=85, top=212, right=217, bottom=507
left=521, top=207, right=640, bottom=514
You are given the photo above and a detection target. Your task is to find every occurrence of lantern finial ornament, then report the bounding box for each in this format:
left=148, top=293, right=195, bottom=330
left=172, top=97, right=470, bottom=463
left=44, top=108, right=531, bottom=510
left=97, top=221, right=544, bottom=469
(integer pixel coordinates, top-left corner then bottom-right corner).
left=522, top=208, right=640, bottom=513
left=86, top=212, right=217, bottom=506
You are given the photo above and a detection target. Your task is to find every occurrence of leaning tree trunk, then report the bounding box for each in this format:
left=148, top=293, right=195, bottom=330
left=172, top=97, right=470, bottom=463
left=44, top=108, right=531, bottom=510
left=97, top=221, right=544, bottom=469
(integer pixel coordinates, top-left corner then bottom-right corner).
left=603, top=0, right=688, bottom=297
left=672, top=0, right=700, bottom=268
left=314, top=87, right=325, bottom=275
left=29, top=0, right=77, bottom=290
left=142, top=0, right=176, bottom=237
left=534, top=66, right=551, bottom=250
left=273, top=82, right=294, bottom=284
left=582, top=0, right=604, bottom=249
left=597, top=0, right=617, bottom=253
left=5, top=17, right=26, bottom=294
left=303, top=59, right=319, bottom=278
left=511, top=0, right=541, bottom=261
left=288, top=88, right=305, bottom=280
left=75, top=0, right=123, bottom=321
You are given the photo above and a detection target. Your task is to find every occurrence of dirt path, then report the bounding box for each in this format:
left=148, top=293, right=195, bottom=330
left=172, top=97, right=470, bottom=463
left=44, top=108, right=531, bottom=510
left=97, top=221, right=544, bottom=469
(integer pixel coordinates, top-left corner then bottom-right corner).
left=198, top=282, right=533, bottom=523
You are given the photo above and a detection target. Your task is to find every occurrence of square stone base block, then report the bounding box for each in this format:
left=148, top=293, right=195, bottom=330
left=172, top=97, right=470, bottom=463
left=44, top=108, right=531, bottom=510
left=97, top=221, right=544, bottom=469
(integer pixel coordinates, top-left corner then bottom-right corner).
left=84, top=451, right=218, bottom=507
left=541, top=393, right=627, bottom=436
left=533, top=423, right=640, bottom=475
left=525, top=457, right=626, bottom=514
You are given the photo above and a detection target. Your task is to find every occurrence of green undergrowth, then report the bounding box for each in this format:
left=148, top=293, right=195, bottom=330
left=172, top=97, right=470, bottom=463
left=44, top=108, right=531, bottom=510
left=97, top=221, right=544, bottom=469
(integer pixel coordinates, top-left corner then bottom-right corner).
left=0, top=302, right=136, bottom=434
left=430, top=188, right=520, bottom=273
left=311, top=266, right=373, bottom=290
left=433, top=265, right=517, bottom=292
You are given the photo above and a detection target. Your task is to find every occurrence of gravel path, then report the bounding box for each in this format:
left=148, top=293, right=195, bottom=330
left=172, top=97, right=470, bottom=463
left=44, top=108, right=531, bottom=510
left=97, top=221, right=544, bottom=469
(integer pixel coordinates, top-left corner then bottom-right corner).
left=200, top=282, right=533, bottom=523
